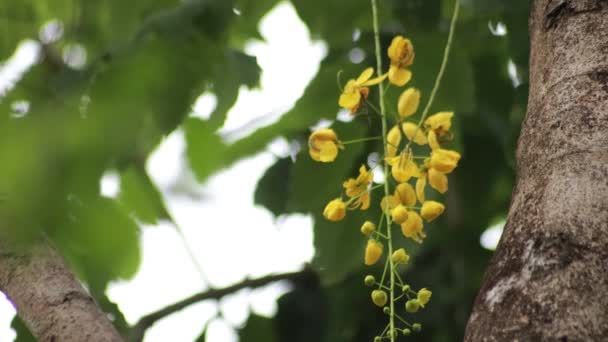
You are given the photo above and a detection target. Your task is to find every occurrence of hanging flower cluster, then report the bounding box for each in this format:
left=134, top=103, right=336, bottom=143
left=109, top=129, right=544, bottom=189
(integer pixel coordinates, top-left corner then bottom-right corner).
left=307, top=34, right=461, bottom=339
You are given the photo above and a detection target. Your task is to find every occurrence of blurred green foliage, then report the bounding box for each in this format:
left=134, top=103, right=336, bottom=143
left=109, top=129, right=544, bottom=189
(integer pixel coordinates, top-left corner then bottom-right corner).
left=1, top=0, right=529, bottom=340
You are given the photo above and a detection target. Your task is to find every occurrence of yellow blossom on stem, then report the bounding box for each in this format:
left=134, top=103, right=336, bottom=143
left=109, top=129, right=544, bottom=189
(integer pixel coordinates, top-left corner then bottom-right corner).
left=401, top=210, right=425, bottom=243
left=387, top=125, right=402, bottom=158
left=309, top=129, right=341, bottom=162
left=339, top=67, right=387, bottom=113
left=361, top=221, right=376, bottom=236
left=391, top=204, right=409, bottom=224
left=323, top=198, right=346, bottom=221
left=385, top=152, right=419, bottom=183
left=343, top=165, right=374, bottom=210
left=365, top=239, right=384, bottom=266
left=391, top=248, right=410, bottom=264
left=387, top=36, right=415, bottom=86
left=402, top=122, right=427, bottom=145
left=429, top=149, right=461, bottom=174
left=424, top=111, right=453, bottom=136
left=394, top=183, right=416, bottom=207
left=421, top=201, right=445, bottom=222
left=417, top=288, right=432, bottom=307
left=371, top=289, right=388, bottom=307
left=397, top=88, right=421, bottom=118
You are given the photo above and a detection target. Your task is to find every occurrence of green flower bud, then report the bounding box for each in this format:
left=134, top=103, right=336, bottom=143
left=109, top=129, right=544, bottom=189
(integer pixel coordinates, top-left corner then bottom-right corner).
left=364, top=275, right=376, bottom=287
left=405, top=299, right=420, bottom=313
left=383, top=307, right=391, bottom=315
left=401, top=284, right=410, bottom=293
left=412, top=323, right=422, bottom=332
left=402, top=328, right=411, bottom=336
left=371, top=290, right=388, bottom=307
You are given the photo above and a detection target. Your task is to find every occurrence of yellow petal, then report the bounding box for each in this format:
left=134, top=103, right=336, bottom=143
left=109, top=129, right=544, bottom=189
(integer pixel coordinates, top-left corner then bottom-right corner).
left=339, top=91, right=361, bottom=109
left=428, top=130, right=440, bottom=150
left=318, top=141, right=338, bottom=162
left=395, top=183, right=416, bottom=207
left=398, top=88, right=420, bottom=118
left=389, top=66, right=412, bottom=87
left=356, top=67, right=375, bottom=84
left=387, top=36, right=405, bottom=62
left=416, top=175, right=426, bottom=203
left=387, top=125, right=402, bottom=157
left=391, top=248, right=410, bottom=264
left=428, top=168, right=448, bottom=194
left=381, top=194, right=400, bottom=213
left=425, top=111, right=453, bottom=134
left=401, top=211, right=424, bottom=243
left=417, top=288, right=432, bottom=306
left=391, top=154, right=419, bottom=183
left=421, top=201, right=445, bottom=222
left=361, top=221, right=376, bottom=236
left=361, top=72, right=388, bottom=86
left=402, top=122, right=427, bottom=145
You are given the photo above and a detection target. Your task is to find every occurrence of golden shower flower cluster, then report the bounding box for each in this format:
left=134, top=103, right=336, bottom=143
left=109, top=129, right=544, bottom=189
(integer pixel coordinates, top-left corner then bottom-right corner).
left=307, top=35, right=461, bottom=339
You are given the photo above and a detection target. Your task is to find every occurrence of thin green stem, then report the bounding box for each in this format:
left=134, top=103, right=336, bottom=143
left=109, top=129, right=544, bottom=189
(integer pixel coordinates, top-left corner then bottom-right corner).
left=405, top=0, right=460, bottom=153
left=371, top=0, right=395, bottom=341
left=341, top=136, right=383, bottom=145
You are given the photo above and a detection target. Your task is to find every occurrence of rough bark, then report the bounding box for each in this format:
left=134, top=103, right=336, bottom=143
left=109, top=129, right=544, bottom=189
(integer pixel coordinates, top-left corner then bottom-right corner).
left=0, top=240, right=123, bottom=342
left=464, top=0, right=608, bottom=340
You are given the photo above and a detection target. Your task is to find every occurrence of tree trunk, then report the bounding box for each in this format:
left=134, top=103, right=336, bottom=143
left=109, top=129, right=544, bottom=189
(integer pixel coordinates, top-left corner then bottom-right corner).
left=464, top=0, right=608, bottom=340
left=0, top=240, right=123, bottom=341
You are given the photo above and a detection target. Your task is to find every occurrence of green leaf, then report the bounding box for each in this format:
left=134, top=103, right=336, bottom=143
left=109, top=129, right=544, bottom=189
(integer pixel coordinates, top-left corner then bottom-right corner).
left=10, top=316, right=36, bottom=342
left=254, top=157, right=292, bottom=217
left=207, top=50, right=261, bottom=131
left=53, top=196, right=141, bottom=288
left=119, top=166, right=171, bottom=224
left=239, top=314, right=277, bottom=342
left=185, top=117, right=228, bottom=181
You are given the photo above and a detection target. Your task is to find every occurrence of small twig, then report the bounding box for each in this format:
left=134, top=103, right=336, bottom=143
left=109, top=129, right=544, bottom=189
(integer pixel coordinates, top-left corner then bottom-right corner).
left=128, top=268, right=313, bottom=341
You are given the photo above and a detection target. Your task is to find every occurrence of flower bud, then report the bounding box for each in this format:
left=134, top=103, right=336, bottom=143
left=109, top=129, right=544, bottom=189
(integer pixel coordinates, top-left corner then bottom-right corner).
left=371, top=290, right=388, bottom=307
left=309, top=129, right=340, bottom=162
left=360, top=221, right=376, bottom=236
left=391, top=204, right=408, bottom=224
left=323, top=198, right=346, bottom=222
left=364, top=275, right=376, bottom=287
left=405, top=299, right=420, bottom=313
left=421, top=201, right=445, bottom=222
left=365, top=239, right=384, bottom=266
left=383, top=307, right=391, bottom=314
left=402, top=328, right=411, bottom=336
left=417, top=288, right=432, bottom=306
left=401, top=285, right=411, bottom=293
left=391, top=248, right=410, bottom=264
left=412, top=323, right=422, bottom=332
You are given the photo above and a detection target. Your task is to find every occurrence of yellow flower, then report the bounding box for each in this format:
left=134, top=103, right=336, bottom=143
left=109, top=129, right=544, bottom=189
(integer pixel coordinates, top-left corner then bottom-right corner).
left=417, top=288, right=432, bottom=307
left=309, top=129, right=340, bottom=162
left=427, top=168, right=448, bottom=194
left=360, top=221, right=376, bottom=236
left=401, top=210, right=425, bottom=243
left=387, top=125, right=402, bottom=158
left=339, top=67, right=387, bottom=113
left=391, top=248, right=410, bottom=264
left=381, top=194, right=400, bottom=213
left=323, top=198, right=346, bottom=221
left=429, top=149, right=461, bottom=174
left=421, top=201, right=445, bottom=222
left=387, top=36, right=415, bottom=86
left=365, top=239, right=384, bottom=266
left=391, top=204, right=409, bottom=224
left=343, top=165, right=373, bottom=210
left=394, top=183, right=416, bottom=207
left=416, top=175, right=426, bottom=203
left=425, top=112, right=453, bottom=136
left=398, top=88, right=420, bottom=118
left=402, top=122, right=427, bottom=145
left=385, top=152, right=419, bottom=183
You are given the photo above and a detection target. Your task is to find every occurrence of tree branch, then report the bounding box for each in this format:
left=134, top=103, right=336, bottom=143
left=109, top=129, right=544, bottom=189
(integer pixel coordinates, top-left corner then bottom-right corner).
left=0, top=239, right=124, bottom=341
left=128, top=268, right=314, bottom=341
